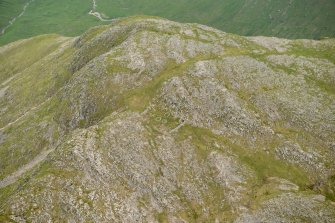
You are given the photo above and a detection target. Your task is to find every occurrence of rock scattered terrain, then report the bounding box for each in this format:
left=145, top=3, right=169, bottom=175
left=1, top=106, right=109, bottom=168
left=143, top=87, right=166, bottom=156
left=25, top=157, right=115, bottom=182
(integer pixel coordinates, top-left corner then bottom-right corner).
left=0, top=16, right=334, bottom=222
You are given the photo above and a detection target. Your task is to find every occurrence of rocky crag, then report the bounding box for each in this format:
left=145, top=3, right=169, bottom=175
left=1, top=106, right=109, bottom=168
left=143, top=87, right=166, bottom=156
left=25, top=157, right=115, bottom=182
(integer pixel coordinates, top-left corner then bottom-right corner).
left=0, top=16, right=334, bottom=222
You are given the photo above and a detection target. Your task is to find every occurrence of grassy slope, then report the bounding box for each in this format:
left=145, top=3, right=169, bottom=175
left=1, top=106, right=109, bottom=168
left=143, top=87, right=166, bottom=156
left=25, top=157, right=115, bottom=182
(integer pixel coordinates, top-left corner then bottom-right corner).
left=0, top=0, right=28, bottom=29
left=0, top=0, right=101, bottom=45
left=97, top=0, right=335, bottom=39
left=0, top=34, right=74, bottom=179
left=0, top=0, right=335, bottom=45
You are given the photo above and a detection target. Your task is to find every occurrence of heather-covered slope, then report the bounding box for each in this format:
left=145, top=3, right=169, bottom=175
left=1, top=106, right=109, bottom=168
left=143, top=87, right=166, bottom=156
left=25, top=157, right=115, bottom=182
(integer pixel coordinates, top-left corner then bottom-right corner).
left=0, top=17, right=334, bottom=222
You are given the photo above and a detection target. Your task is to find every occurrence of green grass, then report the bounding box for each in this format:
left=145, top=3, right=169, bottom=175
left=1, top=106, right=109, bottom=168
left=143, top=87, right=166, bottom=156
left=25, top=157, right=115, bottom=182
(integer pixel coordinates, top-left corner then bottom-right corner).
left=95, top=0, right=335, bottom=40
left=0, top=34, right=66, bottom=83
left=0, top=0, right=101, bottom=45
left=1, top=0, right=335, bottom=45
left=0, top=34, right=74, bottom=179
left=0, top=0, right=28, bottom=29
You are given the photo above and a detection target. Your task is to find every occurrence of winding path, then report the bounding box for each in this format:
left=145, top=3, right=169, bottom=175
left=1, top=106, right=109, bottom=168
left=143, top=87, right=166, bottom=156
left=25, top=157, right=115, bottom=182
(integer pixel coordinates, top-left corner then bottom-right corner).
left=0, top=149, right=54, bottom=189
left=88, top=0, right=114, bottom=22
left=0, top=0, right=34, bottom=35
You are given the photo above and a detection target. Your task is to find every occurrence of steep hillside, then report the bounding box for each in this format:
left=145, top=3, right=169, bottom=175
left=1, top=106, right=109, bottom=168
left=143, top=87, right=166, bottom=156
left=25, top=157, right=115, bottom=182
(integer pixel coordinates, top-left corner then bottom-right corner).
left=0, top=16, right=335, bottom=222
left=0, top=0, right=99, bottom=45
left=94, top=0, right=335, bottom=39
left=1, top=0, right=335, bottom=45
left=0, top=0, right=28, bottom=31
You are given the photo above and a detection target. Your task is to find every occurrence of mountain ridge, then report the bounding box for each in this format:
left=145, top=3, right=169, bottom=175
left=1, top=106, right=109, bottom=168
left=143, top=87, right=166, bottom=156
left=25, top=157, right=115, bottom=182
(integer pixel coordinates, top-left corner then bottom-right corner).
left=0, top=16, right=334, bottom=222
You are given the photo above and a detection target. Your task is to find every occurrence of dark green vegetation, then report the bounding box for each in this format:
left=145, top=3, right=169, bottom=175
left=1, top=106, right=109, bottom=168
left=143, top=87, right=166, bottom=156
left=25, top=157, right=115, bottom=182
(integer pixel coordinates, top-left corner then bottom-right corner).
left=0, top=17, right=334, bottom=222
left=1, top=0, right=335, bottom=45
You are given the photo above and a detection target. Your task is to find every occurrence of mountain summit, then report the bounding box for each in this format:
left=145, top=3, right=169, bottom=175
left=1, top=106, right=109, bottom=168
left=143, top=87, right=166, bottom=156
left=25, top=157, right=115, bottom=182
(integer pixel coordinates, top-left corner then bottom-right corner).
left=0, top=16, right=334, bottom=222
